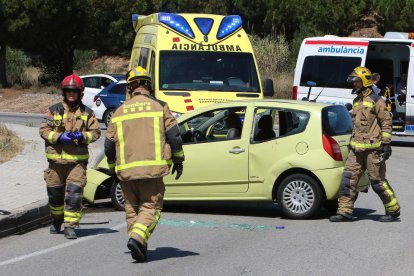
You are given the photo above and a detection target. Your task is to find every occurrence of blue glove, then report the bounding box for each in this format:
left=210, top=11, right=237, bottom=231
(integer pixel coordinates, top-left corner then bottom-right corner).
left=69, top=131, right=84, bottom=143
left=59, top=131, right=73, bottom=144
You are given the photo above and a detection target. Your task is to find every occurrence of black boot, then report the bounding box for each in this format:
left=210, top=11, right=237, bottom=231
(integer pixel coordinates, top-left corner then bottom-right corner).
left=127, top=238, right=147, bottom=262
left=379, top=212, right=400, bottom=222
left=64, top=227, right=77, bottom=239
left=329, top=213, right=353, bottom=222
left=50, top=219, right=63, bottom=234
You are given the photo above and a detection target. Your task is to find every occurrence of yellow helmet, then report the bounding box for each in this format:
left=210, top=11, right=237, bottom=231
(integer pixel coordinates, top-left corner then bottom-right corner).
left=347, top=66, right=373, bottom=87
left=126, top=66, right=152, bottom=87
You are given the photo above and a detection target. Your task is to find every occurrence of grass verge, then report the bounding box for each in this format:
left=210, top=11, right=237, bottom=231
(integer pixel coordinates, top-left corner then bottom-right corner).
left=0, top=123, right=24, bottom=163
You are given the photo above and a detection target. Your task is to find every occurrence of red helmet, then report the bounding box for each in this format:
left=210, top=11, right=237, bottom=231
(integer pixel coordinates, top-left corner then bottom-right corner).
left=61, top=74, right=84, bottom=95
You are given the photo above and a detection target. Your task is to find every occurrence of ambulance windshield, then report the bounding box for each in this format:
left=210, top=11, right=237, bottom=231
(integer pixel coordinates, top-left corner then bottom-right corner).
left=159, top=51, right=260, bottom=92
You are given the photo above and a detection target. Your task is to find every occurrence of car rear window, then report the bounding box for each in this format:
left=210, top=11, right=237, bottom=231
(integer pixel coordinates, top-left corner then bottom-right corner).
left=322, top=105, right=353, bottom=136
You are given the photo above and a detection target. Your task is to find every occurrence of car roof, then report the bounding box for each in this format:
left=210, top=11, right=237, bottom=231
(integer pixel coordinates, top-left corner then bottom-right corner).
left=80, top=74, right=125, bottom=80
left=230, top=99, right=333, bottom=108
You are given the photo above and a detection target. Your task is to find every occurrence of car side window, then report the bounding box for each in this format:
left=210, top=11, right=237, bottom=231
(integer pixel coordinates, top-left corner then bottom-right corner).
left=100, top=77, right=113, bottom=89
left=109, top=83, right=127, bottom=94
left=179, top=107, right=246, bottom=144
left=252, top=108, right=309, bottom=143
left=83, top=77, right=101, bottom=89
left=138, top=48, right=150, bottom=69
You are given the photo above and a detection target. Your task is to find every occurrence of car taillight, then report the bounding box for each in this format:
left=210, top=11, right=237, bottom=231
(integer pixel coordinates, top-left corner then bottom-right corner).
left=322, top=134, right=342, bottom=161
left=292, top=86, right=298, bottom=100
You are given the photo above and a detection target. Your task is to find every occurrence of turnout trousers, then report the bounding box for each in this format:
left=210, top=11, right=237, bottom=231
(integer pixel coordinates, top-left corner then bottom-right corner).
left=44, top=162, right=86, bottom=228
left=337, top=149, right=400, bottom=216
left=121, top=178, right=165, bottom=246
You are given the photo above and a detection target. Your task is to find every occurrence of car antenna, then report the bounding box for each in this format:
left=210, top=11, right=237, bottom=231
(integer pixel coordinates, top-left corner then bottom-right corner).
left=310, top=87, right=325, bottom=102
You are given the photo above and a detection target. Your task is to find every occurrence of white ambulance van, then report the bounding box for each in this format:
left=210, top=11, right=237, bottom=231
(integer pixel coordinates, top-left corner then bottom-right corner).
left=293, top=32, right=414, bottom=135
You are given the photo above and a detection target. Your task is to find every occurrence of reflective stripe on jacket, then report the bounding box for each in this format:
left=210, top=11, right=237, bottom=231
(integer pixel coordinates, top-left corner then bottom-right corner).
left=39, top=101, right=101, bottom=164
left=350, top=87, right=392, bottom=152
left=105, top=89, right=184, bottom=181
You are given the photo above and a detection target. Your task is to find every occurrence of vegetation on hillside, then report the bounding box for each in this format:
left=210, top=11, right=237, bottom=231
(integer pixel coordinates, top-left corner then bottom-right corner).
left=1, top=0, right=413, bottom=94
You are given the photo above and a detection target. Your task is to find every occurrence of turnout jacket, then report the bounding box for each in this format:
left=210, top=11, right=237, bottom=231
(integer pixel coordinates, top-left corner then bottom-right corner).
left=39, top=101, right=101, bottom=164
left=350, top=87, right=392, bottom=152
left=105, top=88, right=184, bottom=181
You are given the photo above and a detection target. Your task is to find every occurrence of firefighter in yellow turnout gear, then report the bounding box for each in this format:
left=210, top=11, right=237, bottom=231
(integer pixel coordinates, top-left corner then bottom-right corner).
left=330, top=67, right=400, bottom=222
left=105, top=66, right=185, bottom=262
left=39, top=74, right=101, bottom=239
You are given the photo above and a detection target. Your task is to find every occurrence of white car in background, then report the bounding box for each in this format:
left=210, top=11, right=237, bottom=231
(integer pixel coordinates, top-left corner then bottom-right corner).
left=80, top=74, right=125, bottom=108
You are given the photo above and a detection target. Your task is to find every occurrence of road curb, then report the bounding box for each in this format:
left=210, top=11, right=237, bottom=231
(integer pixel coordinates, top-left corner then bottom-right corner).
left=0, top=112, right=44, bottom=118
left=0, top=199, right=51, bottom=239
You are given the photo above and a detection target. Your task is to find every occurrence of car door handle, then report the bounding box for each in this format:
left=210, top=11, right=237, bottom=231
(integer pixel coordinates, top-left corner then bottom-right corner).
left=411, top=95, right=414, bottom=98
left=120, top=101, right=125, bottom=103
left=228, top=147, right=245, bottom=154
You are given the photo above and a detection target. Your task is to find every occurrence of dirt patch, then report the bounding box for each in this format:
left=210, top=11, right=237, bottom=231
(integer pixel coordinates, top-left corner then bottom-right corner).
left=0, top=123, right=24, bottom=163
left=0, top=88, right=61, bottom=113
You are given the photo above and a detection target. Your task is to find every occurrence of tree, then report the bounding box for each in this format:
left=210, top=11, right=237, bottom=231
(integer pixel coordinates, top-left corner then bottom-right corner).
left=23, top=0, right=90, bottom=83
left=0, top=0, right=29, bottom=87
left=374, top=0, right=414, bottom=34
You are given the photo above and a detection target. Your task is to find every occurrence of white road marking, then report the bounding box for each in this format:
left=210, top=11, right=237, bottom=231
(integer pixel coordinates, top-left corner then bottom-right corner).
left=0, top=223, right=126, bottom=267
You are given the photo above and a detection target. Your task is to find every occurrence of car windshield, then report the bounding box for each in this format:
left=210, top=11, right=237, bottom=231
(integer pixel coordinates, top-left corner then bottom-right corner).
left=159, top=51, right=260, bottom=92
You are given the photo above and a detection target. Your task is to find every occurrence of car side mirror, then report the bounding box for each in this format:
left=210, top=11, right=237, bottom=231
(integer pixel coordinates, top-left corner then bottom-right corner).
left=262, top=79, right=274, bottom=97
left=345, top=103, right=352, bottom=111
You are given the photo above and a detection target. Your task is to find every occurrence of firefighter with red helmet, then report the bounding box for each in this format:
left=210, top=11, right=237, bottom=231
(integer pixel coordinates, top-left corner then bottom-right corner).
left=105, top=66, right=184, bottom=262
left=330, top=67, right=400, bottom=222
left=39, top=74, right=101, bottom=239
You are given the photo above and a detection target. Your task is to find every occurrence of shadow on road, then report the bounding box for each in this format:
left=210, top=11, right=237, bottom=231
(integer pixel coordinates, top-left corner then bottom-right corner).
left=163, top=202, right=282, bottom=219
left=75, top=227, right=119, bottom=238
left=146, top=247, right=199, bottom=262
left=391, top=140, right=414, bottom=147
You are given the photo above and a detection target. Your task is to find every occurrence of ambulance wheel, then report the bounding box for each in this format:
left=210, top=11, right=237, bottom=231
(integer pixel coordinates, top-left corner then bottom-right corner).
left=277, top=174, right=323, bottom=219
left=104, top=108, right=115, bottom=127
left=110, top=181, right=125, bottom=211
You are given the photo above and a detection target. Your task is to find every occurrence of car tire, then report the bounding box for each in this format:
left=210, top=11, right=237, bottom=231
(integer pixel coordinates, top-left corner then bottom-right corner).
left=103, top=108, right=115, bottom=127
left=277, top=174, right=323, bottom=219
left=110, top=180, right=125, bottom=211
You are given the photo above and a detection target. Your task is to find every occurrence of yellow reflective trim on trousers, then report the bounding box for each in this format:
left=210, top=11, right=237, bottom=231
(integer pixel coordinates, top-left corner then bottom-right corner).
left=116, top=122, right=125, bottom=165
left=382, top=181, right=399, bottom=212
left=116, top=160, right=171, bottom=172
left=173, top=150, right=184, bottom=158
left=353, top=101, right=374, bottom=108
left=81, top=115, right=88, bottom=121
left=46, top=153, right=89, bottom=160
left=350, top=140, right=381, bottom=149
left=49, top=205, right=64, bottom=215
left=64, top=210, right=82, bottom=223
left=86, top=132, right=93, bottom=144
left=147, top=210, right=161, bottom=234
left=48, top=131, right=57, bottom=144
left=111, top=111, right=163, bottom=123
left=154, top=117, right=161, bottom=160
left=382, top=132, right=392, bottom=138
left=131, top=223, right=148, bottom=242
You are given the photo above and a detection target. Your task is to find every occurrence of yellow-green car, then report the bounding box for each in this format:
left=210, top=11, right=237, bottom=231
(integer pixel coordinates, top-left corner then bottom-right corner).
left=84, top=100, right=369, bottom=219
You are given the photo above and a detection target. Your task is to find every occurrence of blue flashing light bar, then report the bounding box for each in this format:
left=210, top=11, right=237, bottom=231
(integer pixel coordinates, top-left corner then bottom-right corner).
left=159, top=13, right=195, bottom=39
left=194, top=18, right=214, bottom=35
left=131, top=14, right=140, bottom=30
left=217, top=15, right=242, bottom=40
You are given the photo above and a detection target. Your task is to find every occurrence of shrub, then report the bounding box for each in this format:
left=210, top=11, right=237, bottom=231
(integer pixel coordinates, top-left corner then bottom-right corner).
left=74, top=49, right=98, bottom=74
left=0, top=123, right=24, bottom=163
left=6, top=47, right=31, bottom=88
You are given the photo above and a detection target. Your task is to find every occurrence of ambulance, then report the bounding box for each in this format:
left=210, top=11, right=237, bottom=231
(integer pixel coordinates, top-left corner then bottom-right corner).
left=293, top=32, right=414, bottom=135
left=129, top=12, right=274, bottom=117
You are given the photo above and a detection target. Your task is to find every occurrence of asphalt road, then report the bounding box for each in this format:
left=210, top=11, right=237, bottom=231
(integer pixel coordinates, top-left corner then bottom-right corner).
left=0, top=142, right=413, bottom=275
